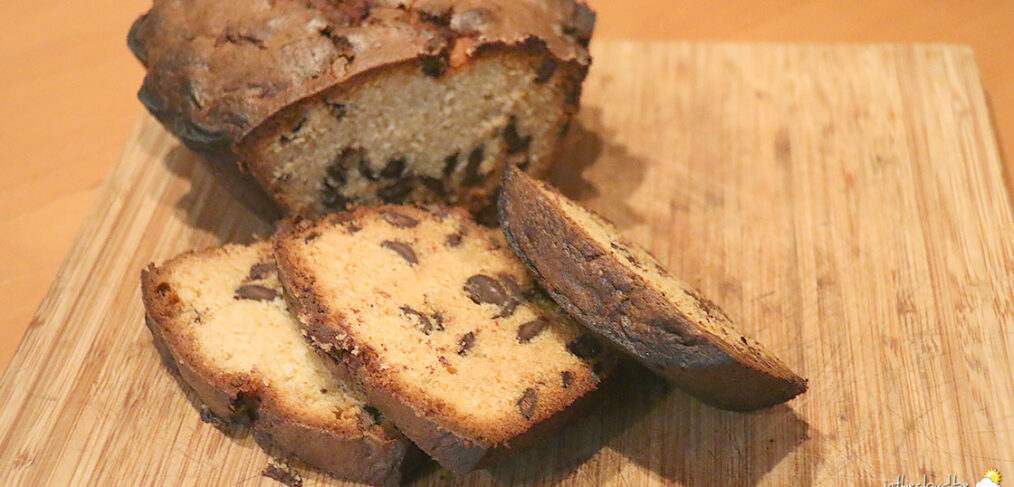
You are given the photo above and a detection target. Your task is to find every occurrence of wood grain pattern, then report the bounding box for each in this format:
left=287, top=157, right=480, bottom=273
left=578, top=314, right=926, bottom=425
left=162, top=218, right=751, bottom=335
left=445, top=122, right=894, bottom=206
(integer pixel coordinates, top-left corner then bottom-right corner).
left=1, top=41, right=1012, bottom=486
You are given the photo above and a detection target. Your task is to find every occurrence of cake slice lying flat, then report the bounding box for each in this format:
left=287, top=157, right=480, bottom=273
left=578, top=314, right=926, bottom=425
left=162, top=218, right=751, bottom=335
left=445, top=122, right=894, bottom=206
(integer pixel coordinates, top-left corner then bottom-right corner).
left=141, top=242, right=413, bottom=486
left=274, top=206, right=610, bottom=473
left=498, top=166, right=807, bottom=411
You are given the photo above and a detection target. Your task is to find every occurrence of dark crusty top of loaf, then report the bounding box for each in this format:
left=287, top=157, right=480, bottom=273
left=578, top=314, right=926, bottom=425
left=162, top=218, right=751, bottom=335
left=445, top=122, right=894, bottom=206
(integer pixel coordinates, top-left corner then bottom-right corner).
left=498, top=165, right=808, bottom=411
left=128, top=0, right=595, bottom=153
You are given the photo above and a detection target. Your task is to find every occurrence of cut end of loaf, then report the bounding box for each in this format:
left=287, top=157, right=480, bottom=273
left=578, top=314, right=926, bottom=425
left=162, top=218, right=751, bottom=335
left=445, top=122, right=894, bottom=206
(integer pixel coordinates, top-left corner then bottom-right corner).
left=241, top=46, right=583, bottom=216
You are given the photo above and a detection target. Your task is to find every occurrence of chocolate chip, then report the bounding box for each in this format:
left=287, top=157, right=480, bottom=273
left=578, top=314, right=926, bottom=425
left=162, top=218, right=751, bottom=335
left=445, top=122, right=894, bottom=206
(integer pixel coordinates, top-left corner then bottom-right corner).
left=432, top=311, right=445, bottom=331
left=500, top=274, right=523, bottom=299
left=445, top=232, right=463, bottom=247
left=326, top=101, right=347, bottom=119
left=381, top=210, right=419, bottom=228
left=566, top=335, right=602, bottom=359
left=517, top=388, right=538, bottom=420
left=382, top=240, right=417, bottom=265
left=517, top=317, right=549, bottom=343
left=400, top=305, right=434, bottom=333
left=561, top=371, right=574, bottom=388
left=247, top=262, right=276, bottom=280
left=346, top=224, right=361, bottom=233
left=493, top=274, right=524, bottom=318
left=262, top=463, right=303, bottom=487
left=420, top=53, right=448, bottom=78
left=442, top=152, right=460, bottom=178
left=503, top=116, right=532, bottom=154
left=349, top=148, right=376, bottom=181
left=235, top=284, right=277, bottom=301
left=420, top=176, right=446, bottom=196
left=280, top=117, right=307, bottom=143
left=464, top=274, right=507, bottom=306
left=458, top=331, right=476, bottom=355
left=325, top=158, right=348, bottom=188
left=155, top=282, right=171, bottom=294
left=321, top=190, right=348, bottom=210
left=304, top=232, right=320, bottom=242
left=381, top=158, right=406, bottom=178
left=462, top=146, right=485, bottom=185
left=534, top=58, right=557, bottom=83
left=378, top=179, right=414, bottom=203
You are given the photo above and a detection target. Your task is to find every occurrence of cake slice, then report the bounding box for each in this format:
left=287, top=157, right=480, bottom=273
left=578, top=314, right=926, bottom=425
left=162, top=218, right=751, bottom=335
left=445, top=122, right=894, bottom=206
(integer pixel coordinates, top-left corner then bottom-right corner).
left=498, top=165, right=807, bottom=411
left=273, top=206, right=611, bottom=473
left=129, top=0, right=595, bottom=218
left=141, top=242, right=414, bottom=486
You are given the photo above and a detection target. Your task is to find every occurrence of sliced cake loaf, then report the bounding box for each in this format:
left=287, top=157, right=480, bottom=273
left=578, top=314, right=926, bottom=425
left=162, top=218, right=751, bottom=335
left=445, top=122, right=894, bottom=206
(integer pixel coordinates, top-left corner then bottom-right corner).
left=129, top=0, right=594, bottom=218
left=141, top=242, right=414, bottom=486
left=498, top=166, right=808, bottom=411
left=273, top=206, right=611, bottom=473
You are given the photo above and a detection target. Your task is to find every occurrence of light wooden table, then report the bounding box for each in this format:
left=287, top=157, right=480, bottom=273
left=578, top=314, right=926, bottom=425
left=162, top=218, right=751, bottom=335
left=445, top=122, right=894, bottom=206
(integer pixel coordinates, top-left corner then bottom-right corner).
left=1, top=0, right=1012, bottom=374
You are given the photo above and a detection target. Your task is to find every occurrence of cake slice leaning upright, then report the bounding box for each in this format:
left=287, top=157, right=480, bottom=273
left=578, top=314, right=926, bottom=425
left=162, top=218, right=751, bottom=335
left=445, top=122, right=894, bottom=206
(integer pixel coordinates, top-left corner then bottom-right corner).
left=273, top=206, right=612, bottom=473
left=141, top=242, right=415, bottom=486
left=498, top=165, right=807, bottom=412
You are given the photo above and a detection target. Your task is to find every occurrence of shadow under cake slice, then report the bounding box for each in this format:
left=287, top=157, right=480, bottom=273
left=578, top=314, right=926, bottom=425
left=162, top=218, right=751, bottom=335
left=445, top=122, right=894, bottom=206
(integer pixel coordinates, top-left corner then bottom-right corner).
left=141, top=242, right=414, bottom=486
left=273, top=206, right=611, bottom=473
left=497, top=165, right=807, bottom=412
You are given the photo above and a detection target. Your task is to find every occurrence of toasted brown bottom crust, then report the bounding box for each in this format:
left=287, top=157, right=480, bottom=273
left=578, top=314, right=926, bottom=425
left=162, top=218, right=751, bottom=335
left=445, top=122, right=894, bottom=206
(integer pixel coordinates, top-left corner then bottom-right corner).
left=141, top=267, right=413, bottom=487
left=497, top=167, right=807, bottom=412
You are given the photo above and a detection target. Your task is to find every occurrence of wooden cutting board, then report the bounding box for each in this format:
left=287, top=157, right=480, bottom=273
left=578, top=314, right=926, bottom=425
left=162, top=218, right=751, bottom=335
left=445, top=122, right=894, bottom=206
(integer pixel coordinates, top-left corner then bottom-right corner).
left=1, top=41, right=1012, bottom=486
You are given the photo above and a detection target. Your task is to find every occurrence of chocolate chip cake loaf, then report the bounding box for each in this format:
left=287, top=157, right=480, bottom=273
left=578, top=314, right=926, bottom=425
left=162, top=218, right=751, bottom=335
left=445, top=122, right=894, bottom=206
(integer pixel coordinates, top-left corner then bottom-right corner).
left=128, top=0, right=594, bottom=218
left=273, top=205, right=611, bottom=473
left=141, top=242, right=415, bottom=486
left=498, top=166, right=808, bottom=411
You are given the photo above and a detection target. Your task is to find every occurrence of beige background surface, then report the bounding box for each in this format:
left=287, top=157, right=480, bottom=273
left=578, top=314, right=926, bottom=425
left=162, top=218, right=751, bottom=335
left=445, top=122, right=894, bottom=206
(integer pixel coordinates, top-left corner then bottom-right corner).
left=1, top=0, right=1012, bottom=374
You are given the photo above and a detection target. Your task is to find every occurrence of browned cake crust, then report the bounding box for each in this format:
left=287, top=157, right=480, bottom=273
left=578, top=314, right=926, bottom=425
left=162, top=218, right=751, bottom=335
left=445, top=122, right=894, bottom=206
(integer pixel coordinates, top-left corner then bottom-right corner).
left=273, top=206, right=612, bottom=473
left=141, top=244, right=414, bottom=486
left=128, top=0, right=594, bottom=217
left=497, top=166, right=808, bottom=411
